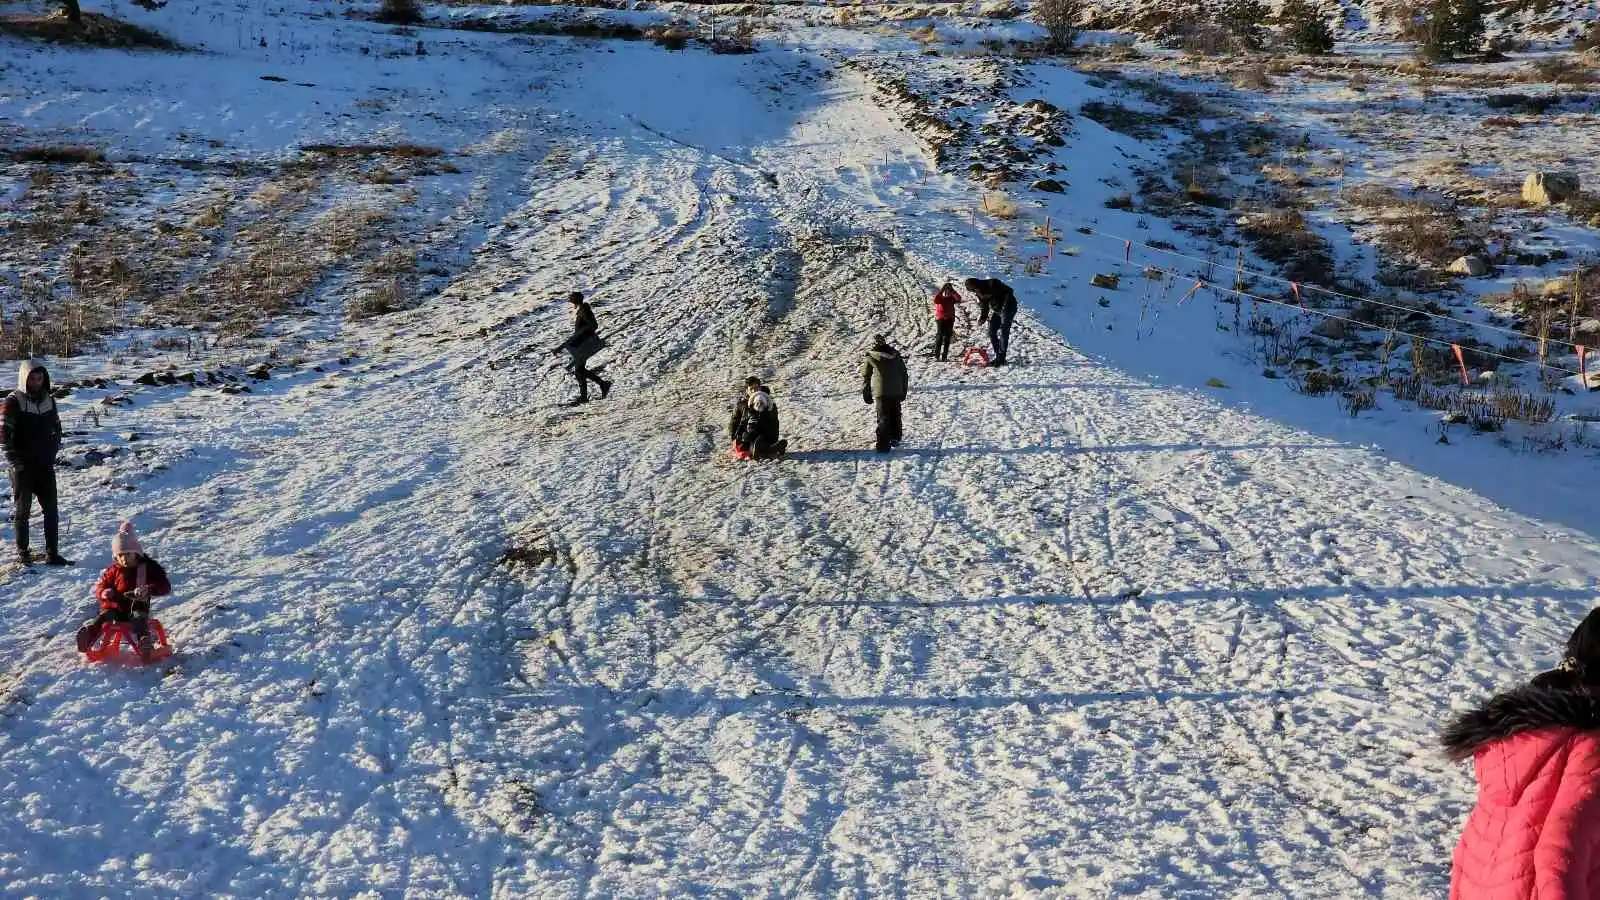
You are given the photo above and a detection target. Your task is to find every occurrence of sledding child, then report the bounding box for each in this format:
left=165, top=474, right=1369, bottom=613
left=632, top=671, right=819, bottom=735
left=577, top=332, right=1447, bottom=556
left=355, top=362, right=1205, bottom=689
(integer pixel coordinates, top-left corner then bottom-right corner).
left=75, top=522, right=171, bottom=658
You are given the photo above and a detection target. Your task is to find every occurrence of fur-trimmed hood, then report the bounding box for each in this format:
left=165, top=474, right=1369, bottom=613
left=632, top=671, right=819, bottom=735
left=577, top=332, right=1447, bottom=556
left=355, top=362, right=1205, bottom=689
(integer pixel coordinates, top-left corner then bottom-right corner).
left=1441, top=682, right=1600, bottom=761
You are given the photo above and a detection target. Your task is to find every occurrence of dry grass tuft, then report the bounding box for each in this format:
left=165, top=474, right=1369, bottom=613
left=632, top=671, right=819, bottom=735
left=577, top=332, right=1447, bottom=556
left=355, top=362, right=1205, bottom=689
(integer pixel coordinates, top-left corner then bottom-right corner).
left=300, top=143, right=446, bottom=159
left=0, top=11, right=179, bottom=49
left=7, top=146, right=106, bottom=164
left=980, top=192, right=1018, bottom=220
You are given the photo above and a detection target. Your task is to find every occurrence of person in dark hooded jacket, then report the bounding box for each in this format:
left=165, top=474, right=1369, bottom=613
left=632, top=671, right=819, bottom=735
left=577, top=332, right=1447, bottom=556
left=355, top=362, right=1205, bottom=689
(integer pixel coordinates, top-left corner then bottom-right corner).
left=738, top=386, right=787, bottom=460
left=861, top=334, right=909, bottom=452
left=550, top=292, right=612, bottom=405
left=965, top=277, right=1017, bottom=366
left=1441, top=607, right=1600, bottom=899
left=2, top=359, right=69, bottom=566
left=728, top=376, right=761, bottom=444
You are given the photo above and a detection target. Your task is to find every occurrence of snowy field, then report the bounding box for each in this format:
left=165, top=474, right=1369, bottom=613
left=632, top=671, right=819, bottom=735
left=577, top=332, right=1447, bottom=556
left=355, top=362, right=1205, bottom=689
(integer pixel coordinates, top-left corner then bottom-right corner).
left=3, top=2, right=1600, bottom=897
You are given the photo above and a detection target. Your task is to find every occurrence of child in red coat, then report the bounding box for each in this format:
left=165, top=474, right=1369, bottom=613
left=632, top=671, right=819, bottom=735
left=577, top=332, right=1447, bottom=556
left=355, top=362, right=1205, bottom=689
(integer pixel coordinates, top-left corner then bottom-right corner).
left=75, top=522, right=171, bottom=656
left=1443, top=607, right=1600, bottom=899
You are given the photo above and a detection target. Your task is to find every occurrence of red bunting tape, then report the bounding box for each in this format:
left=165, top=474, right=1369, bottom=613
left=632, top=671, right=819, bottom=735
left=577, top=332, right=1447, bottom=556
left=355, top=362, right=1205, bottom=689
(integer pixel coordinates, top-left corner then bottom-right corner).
left=1581, top=345, right=1590, bottom=392
left=1124, top=240, right=1132, bottom=264
left=1452, top=344, right=1470, bottom=385
left=1291, top=281, right=1304, bottom=311
left=1177, top=279, right=1205, bottom=306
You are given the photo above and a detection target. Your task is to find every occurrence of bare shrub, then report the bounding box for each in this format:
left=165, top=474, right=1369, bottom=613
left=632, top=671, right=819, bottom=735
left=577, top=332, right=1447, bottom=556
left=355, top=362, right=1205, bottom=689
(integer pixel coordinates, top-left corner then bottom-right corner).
left=8, top=146, right=105, bottom=164
left=1339, top=389, right=1377, bottom=416
left=348, top=279, right=407, bottom=320
left=1238, top=205, right=1335, bottom=284
left=375, top=0, right=423, bottom=26
left=1033, top=0, right=1083, bottom=52
left=1523, top=56, right=1599, bottom=85
left=0, top=11, right=179, bottom=49
left=646, top=25, right=691, bottom=50
left=1233, top=65, right=1272, bottom=91
left=981, top=192, right=1018, bottom=219
left=300, top=143, right=445, bottom=159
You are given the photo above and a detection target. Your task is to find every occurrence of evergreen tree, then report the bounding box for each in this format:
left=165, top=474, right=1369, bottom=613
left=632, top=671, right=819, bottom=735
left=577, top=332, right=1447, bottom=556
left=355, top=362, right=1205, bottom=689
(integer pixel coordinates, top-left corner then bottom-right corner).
left=1278, top=0, right=1335, bottom=54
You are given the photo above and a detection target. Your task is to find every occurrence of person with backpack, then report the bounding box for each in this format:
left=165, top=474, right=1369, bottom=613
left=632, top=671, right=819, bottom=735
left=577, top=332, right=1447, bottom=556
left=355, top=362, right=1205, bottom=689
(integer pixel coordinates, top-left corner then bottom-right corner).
left=550, top=292, right=612, bottom=406
left=3, top=359, right=70, bottom=566
left=931, top=281, right=966, bottom=362
left=1442, top=607, right=1600, bottom=899
left=965, top=276, right=1017, bottom=367
left=861, top=334, right=908, bottom=453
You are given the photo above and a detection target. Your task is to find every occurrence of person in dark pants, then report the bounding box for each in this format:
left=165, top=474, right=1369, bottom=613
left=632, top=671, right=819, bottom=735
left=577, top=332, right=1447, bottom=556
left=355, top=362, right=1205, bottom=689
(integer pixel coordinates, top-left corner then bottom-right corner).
left=3, top=359, right=69, bottom=566
left=738, top=386, right=787, bottom=460
left=965, top=277, right=1017, bottom=366
left=76, top=521, right=171, bottom=659
left=550, top=292, right=612, bottom=405
left=931, top=281, right=965, bottom=362
left=728, top=375, right=761, bottom=445
left=861, top=334, right=909, bottom=452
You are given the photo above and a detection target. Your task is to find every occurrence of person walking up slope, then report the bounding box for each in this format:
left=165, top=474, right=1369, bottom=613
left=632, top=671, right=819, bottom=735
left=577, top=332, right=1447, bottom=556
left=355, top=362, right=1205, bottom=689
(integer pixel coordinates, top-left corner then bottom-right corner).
left=3, top=359, right=70, bottom=566
left=550, top=292, right=612, bottom=406
left=1442, top=606, right=1600, bottom=899
left=931, top=281, right=965, bottom=362
left=861, top=334, right=909, bottom=453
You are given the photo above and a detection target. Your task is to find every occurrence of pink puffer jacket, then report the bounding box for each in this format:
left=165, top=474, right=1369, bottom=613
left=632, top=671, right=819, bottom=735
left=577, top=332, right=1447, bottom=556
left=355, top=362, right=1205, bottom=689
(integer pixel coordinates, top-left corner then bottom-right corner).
left=1444, top=684, right=1600, bottom=899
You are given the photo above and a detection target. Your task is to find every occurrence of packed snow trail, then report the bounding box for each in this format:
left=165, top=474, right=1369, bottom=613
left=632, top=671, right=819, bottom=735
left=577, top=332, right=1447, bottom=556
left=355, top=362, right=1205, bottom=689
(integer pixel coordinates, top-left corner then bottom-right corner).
left=2, top=37, right=1599, bottom=900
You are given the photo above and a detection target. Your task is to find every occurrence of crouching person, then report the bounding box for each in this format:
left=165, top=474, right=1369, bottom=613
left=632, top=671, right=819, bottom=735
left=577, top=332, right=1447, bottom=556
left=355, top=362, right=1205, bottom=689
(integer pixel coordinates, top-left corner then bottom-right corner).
left=738, top=384, right=787, bottom=460
left=75, top=522, right=171, bottom=659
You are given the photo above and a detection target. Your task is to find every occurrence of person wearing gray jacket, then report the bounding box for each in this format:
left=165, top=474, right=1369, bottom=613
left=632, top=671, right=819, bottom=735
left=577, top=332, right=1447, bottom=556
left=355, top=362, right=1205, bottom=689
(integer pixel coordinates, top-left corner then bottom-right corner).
left=861, top=334, right=909, bottom=452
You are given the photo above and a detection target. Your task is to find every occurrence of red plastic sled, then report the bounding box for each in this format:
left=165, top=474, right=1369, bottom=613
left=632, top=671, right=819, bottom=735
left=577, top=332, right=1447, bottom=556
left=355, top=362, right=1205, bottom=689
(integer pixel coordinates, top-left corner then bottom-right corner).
left=84, top=620, right=173, bottom=664
left=731, top=441, right=753, bottom=461
left=961, top=346, right=990, bottom=368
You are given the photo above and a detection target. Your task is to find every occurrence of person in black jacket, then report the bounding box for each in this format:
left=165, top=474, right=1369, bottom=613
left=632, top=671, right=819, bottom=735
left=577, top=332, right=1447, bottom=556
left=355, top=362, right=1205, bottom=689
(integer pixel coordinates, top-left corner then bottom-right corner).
left=550, top=292, right=612, bottom=405
left=2, top=359, right=70, bottom=566
left=737, top=386, right=787, bottom=460
left=861, top=334, right=909, bottom=452
left=965, top=277, right=1017, bottom=366
left=728, top=375, right=761, bottom=445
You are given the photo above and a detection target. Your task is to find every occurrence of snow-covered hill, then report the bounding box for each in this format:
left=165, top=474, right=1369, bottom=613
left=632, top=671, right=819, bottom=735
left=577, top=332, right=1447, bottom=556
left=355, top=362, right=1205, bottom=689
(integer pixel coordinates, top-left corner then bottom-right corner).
left=3, top=2, right=1600, bottom=897
left=1082, top=0, right=1598, bottom=46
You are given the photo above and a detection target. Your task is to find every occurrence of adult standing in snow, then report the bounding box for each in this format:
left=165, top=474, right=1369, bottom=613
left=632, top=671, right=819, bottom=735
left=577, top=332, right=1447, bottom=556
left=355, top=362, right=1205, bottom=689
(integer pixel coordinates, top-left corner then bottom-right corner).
left=1442, top=607, right=1600, bottom=899
left=3, top=359, right=69, bottom=566
left=965, top=276, right=1017, bottom=367
left=550, top=291, right=612, bottom=406
left=861, top=334, right=908, bottom=453
left=931, top=281, right=965, bottom=362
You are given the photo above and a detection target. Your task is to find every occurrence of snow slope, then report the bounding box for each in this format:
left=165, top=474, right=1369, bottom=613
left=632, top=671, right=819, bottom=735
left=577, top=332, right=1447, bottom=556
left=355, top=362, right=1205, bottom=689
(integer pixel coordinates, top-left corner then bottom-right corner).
left=3, top=7, right=1600, bottom=898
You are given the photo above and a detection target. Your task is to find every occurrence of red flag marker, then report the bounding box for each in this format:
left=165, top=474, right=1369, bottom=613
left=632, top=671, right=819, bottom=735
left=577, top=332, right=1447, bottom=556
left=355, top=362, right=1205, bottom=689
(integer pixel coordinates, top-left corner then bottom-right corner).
left=1580, top=345, right=1590, bottom=391
left=1452, top=344, right=1469, bottom=385
left=1291, top=281, right=1304, bottom=311
left=1178, top=279, right=1205, bottom=305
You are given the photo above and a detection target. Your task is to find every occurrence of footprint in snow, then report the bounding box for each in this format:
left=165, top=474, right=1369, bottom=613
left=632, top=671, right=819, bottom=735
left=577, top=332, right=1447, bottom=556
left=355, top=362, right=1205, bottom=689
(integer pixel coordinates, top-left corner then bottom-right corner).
left=1148, top=504, right=1227, bottom=554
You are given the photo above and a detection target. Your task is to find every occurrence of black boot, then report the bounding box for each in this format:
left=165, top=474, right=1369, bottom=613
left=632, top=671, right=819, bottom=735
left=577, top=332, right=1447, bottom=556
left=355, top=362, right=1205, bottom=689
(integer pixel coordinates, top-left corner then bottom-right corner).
left=15, top=547, right=30, bottom=566
left=599, top=378, right=612, bottom=400
left=76, top=621, right=102, bottom=653
left=45, top=551, right=73, bottom=566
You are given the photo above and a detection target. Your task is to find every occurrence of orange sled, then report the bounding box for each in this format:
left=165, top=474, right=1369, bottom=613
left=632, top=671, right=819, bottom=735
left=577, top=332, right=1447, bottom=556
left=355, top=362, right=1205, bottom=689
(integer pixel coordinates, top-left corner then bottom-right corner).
left=84, top=620, right=173, bottom=664
left=961, top=346, right=990, bottom=368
